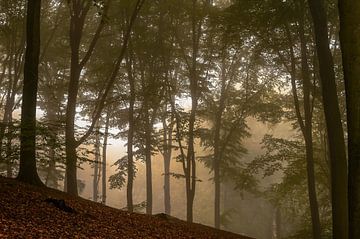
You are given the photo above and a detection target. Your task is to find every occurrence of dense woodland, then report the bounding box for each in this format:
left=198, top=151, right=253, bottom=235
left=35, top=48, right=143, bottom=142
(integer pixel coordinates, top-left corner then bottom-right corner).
left=0, top=0, right=359, bottom=238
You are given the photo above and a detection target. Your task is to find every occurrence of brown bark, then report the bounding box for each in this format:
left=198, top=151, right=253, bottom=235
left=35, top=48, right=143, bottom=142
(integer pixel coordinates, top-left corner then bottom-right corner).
left=280, top=18, right=322, bottom=238
left=64, top=0, right=143, bottom=196
left=102, top=111, right=110, bottom=204
left=298, top=2, right=322, bottom=237
left=93, top=125, right=101, bottom=202
left=17, top=0, right=43, bottom=186
left=214, top=57, right=227, bottom=229
left=307, top=0, right=349, bottom=238
left=185, top=0, right=201, bottom=223
left=145, top=106, right=152, bottom=215
left=338, top=1, right=360, bottom=238
left=140, top=65, right=153, bottom=215
left=126, top=52, right=135, bottom=212
left=65, top=0, right=94, bottom=195
left=162, top=111, right=173, bottom=215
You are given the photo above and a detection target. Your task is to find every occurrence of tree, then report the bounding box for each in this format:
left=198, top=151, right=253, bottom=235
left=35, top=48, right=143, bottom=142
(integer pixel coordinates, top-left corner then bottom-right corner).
left=224, top=0, right=341, bottom=236
left=125, top=49, right=136, bottom=212
left=37, top=1, right=69, bottom=189
left=338, top=1, right=360, bottom=238
left=17, top=0, right=43, bottom=185
left=64, top=0, right=144, bottom=196
left=307, top=0, right=348, bottom=238
left=93, top=123, right=101, bottom=202
left=0, top=0, right=26, bottom=177
left=171, top=0, right=212, bottom=223
left=64, top=0, right=111, bottom=195
left=101, top=111, right=110, bottom=204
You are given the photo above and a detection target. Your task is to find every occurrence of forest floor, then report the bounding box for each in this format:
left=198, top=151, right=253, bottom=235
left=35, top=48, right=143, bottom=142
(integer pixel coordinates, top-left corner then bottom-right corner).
left=0, top=177, right=253, bottom=239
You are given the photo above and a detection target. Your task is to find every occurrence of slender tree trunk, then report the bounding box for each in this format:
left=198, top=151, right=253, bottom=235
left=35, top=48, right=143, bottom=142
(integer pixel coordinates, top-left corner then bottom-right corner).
left=93, top=125, right=100, bottom=202
left=65, top=7, right=83, bottom=195
left=144, top=103, right=153, bottom=215
left=163, top=151, right=171, bottom=214
left=45, top=109, right=58, bottom=189
left=17, top=0, right=43, bottom=186
left=186, top=94, right=197, bottom=223
left=163, top=144, right=171, bottom=214
left=126, top=53, right=135, bottom=212
left=185, top=0, right=200, bottom=223
left=157, top=1, right=172, bottom=216
left=214, top=117, right=221, bottom=229
left=282, top=18, right=322, bottom=238
left=5, top=117, right=13, bottom=178
left=64, top=0, right=111, bottom=196
left=298, top=3, right=322, bottom=237
left=273, top=207, right=281, bottom=239
left=214, top=57, right=227, bottom=229
left=102, top=111, right=110, bottom=204
left=162, top=110, right=173, bottom=215
left=45, top=146, right=56, bottom=188
left=338, top=1, right=360, bottom=238
left=307, top=0, right=349, bottom=238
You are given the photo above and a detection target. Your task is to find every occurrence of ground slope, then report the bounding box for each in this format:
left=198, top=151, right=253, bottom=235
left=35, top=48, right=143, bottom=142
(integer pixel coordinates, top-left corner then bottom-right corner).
left=0, top=177, right=253, bottom=238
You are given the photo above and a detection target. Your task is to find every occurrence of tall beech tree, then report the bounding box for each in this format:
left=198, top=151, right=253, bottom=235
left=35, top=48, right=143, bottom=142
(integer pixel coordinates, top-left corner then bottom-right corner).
left=172, top=0, right=211, bottom=223
left=64, top=0, right=111, bottom=195
left=275, top=2, right=322, bottom=236
left=17, top=0, right=43, bottom=185
left=307, top=0, right=348, bottom=238
left=101, top=111, right=110, bottom=204
left=338, top=1, right=360, bottom=238
left=64, top=0, right=144, bottom=196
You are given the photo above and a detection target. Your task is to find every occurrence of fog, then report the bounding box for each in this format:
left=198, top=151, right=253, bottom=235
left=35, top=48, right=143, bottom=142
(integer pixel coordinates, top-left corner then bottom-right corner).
left=74, top=118, right=294, bottom=239
left=1, top=0, right=348, bottom=238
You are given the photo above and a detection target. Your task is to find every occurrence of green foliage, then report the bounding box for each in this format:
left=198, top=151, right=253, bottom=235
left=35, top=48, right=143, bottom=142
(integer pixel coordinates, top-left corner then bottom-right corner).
left=109, top=155, right=138, bottom=190
left=251, top=133, right=332, bottom=237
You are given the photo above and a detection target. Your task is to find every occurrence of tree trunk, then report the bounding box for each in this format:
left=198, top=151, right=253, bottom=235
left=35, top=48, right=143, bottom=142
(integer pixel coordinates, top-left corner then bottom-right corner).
left=298, top=3, right=322, bottom=237
left=307, top=0, right=349, bottom=238
left=93, top=125, right=101, bottom=202
left=186, top=94, right=197, bottom=223
left=45, top=109, right=59, bottom=189
left=65, top=7, right=83, bottom=195
left=162, top=110, right=173, bottom=215
left=17, top=0, right=43, bottom=186
left=5, top=117, right=14, bottom=177
left=102, top=111, right=110, bottom=204
left=273, top=207, right=281, bottom=239
left=145, top=104, right=153, bottom=215
left=64, top=0, right=111, bottom=196
left=45, top=146, right=56, bottom=188
left=185, top=0, right=200, bottom=223
left=214, top=57, right=227, bottom=229
left=126, top=53, right=135, bottom=212
left=282, top=17, right=322, bottom=237
left=65, top=138, right=78, bottom=195
left=338, top=1, right=360, bottom=238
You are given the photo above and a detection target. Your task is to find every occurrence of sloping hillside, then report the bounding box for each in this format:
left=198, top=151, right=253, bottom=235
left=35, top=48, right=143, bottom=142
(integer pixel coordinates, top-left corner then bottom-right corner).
left=0, top=177, right=253, bottom=238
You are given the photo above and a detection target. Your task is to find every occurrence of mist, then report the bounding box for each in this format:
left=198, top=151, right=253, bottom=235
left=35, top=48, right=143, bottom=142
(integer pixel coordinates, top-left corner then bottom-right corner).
left=1, top=0, right=357, bottom=238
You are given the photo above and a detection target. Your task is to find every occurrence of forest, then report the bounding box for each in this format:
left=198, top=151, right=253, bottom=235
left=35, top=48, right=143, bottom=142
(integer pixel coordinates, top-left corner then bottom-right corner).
left=0, top=0, right=359, bottom=238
